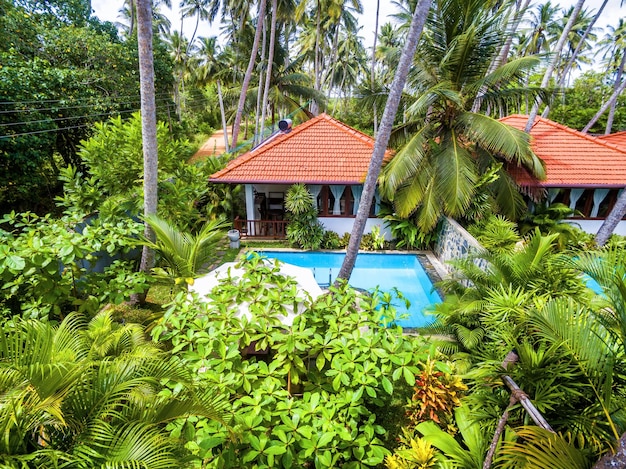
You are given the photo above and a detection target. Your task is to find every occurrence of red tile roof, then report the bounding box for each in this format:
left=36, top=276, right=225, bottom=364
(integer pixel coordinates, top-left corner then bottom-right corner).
left=500, top=114, right=626, bottom=187
left=598, top=131, right=626, bottom=150
left=209, top=113, right=393, bottom=184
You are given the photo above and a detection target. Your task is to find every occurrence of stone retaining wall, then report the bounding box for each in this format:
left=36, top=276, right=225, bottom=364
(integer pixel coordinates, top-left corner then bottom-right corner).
left=434, top=217, right=486, bottom=274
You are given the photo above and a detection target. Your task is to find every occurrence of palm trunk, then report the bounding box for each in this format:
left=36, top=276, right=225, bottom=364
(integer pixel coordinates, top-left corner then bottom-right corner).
left=260, top=0, right=278, bottom=142
left=254, top=16, right=268, bottom=146
left=541, top=0, right=608, bottom=118
left=582, top=79, right=626, bottom=134
left=596, top=185, right=626, bottom=247
left=372, top=0, right=380, bottom=135
left=525, top=0, right=586, bottom=132
left=336, top=0, right=433, bottom=282
left=231, top=0, right=267, bottom=149
left=217, top=80, right=230, bottom=152
left=606, top=53, right=626, bottom=134
left=311, top=0, right=321, bottom=115
left=135, top=0, right=159, bottom=299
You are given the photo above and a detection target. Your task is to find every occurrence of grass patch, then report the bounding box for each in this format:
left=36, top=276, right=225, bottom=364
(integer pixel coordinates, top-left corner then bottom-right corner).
left=243, top=240, right=291, bottom=249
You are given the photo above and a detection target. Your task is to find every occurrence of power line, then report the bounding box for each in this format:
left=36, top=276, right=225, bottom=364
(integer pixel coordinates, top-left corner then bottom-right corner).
left=0, top=92, right=174, bottom=108
left=0, top=108, right=138, bottom=128
left=0, top=97, right=214, bottom=139
left=0, top=94, right=175, bottom=115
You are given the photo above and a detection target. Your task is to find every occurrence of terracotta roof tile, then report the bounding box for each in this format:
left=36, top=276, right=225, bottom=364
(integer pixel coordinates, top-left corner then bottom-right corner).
left=500, top=114, right=626, bottom=187
left=598, top=131, right=626, bottom=150
left=209, top=113, right=393, bottom=184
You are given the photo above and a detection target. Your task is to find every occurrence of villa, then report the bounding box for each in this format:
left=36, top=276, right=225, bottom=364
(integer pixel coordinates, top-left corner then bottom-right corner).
left=501, top=115, right=626, bottom=236
left=209, top=113, right=394, bottom=239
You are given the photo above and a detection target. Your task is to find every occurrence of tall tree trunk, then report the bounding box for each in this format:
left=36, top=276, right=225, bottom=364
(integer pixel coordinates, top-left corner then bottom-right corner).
left=254, top=15, right=268, bottom=146
left=311, top=0, right=322, bottom=115
left=260, top=0, right=278, bottom=141
left=582, top=79, right=626, bottom=134
left=135, top=0, right=159, bottom=300
left=231, top=0, right=267, bottom=149
left=606, top=53, right=626, bottom=134
left=525, top=0, right=586, bottom=132
left=336, top=0, right=433, bottom=282
left=541, top=0, right=608, bottom=118
left=372, top=0, right=380, bottom=135
left=217, top=80, right=230, bottom=152
left=596, top=190, right=626, bottom=247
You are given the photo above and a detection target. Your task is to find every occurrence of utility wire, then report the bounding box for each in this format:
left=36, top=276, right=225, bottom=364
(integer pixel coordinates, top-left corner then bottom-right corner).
left=0, top=98, right=214, bottom=139
left=0, top=95, right=174, bottom=115
left=0, top=92, right=174, bottom=107
left=0, top=108, right=138, bottom=128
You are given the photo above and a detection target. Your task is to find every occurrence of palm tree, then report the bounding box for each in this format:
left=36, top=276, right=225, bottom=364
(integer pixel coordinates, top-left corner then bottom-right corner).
left=135, top=0, right=160, bottom=301
left=336, top=0, right=433, bottom=281
left=194, top=36, right=231, bottom=150
left=141, top=214, right=229, bottom=288
left=379, top=0, right=545, bottom=232
left=597, top=18, right=626, bottom=134
left=230, top=0, right=267, bottom=149
left=0, top=312, right=230, bottom=467
left=180, top=0, right=218, bottom=53
left=524, top=0, right=586, bottom=131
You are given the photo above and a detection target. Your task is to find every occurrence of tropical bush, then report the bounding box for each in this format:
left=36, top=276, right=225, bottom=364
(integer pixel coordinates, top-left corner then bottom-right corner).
left=0, top=210, right=148, bottom=320
left=285, top=183, right=325, bottom=250
left=382, top=209, right=440, bottom=250
left=0, top=311, right=229, bottom=468
left=58, top=115, right=240, bottom=232
left=152, top=254, right=433, bottom=468
left=321, top=230, right=343, bottom=249
left=421, top=231, right=626, bottom=465
left=140, top=213, right=229, bottom=289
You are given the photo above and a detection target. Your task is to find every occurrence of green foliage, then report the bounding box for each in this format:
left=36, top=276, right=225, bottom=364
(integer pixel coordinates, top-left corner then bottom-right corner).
left=550, top=71, right=626, bottom=134
left=141, top=214, right=229, bottom=289
left=519, top=202, right=592, bottom=251
left=78, top=113, right=193, bottom=197
left=285, top=183, right=325, bottom=250
left=152, top=254, right=433, bottom=467
left=0, top=1, right=174, bottom=212
left=360, top=225, right=386, bottom=251
left=497, top=427, right=593, bottom=469
left=0, top=310, right=230, bottom=468
left=468, top=215, right=520, bottom=254
left=382, top=209, right=440, bottom=250
left=321, top=230, right=343, bottom=249
left=426, top=230, right=626, bottom=462
left=0, top=211, right=149, bottom=320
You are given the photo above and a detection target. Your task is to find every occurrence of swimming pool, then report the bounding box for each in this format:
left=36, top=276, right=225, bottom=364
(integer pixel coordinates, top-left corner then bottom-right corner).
left=257, top=251, right=441, bottom=328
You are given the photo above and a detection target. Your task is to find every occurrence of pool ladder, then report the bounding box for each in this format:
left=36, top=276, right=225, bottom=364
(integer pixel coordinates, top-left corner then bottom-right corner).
left=313, top=268, right=332, bottom=288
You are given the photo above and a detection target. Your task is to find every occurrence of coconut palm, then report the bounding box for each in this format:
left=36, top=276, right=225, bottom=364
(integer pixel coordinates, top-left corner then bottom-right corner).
left=0, top=312, right=230, bottom=467
left=230, top=0, right=267, bottom=148
left=597, top=18, right=626, bottom=134
left=337, top=0, right=433, bottom=281
left=379, top=0, right=546, bottom=232
left=141, top=214, right=229, bottom=288
left=180, top=0, right=219, bottom=53
left=136, top=0, right=160, bottom=301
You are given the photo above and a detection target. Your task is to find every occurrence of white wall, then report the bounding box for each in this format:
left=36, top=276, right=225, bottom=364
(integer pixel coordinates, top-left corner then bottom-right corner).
left=318, top=217, right=392, bottom=240
left=565, top=219, right=626, bottom=237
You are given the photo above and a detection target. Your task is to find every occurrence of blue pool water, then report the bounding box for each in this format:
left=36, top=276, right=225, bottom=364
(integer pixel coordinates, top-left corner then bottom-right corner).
left=258, top=251, right=441, bottom=328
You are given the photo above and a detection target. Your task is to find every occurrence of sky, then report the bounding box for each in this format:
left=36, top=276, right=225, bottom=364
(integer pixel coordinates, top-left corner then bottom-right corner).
left=90, top=0, right=623, bottom=50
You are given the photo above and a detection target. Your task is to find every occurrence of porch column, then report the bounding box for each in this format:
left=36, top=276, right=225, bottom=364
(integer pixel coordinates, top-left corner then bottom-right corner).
left=245, top=184, right=256, bottom=235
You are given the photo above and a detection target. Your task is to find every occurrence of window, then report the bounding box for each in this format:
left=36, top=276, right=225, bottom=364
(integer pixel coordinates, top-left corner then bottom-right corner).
left=317, top=185, right=353, bottom=216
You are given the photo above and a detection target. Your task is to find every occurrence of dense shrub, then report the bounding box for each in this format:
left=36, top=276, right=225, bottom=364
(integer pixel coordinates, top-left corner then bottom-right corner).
left=153, top=254, right=432, bottom=468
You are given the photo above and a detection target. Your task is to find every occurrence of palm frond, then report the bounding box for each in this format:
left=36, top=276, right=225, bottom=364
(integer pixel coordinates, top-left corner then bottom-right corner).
left=497, top=427, right=592, bottom=469
left=456, top=112, right=545, bottom=180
